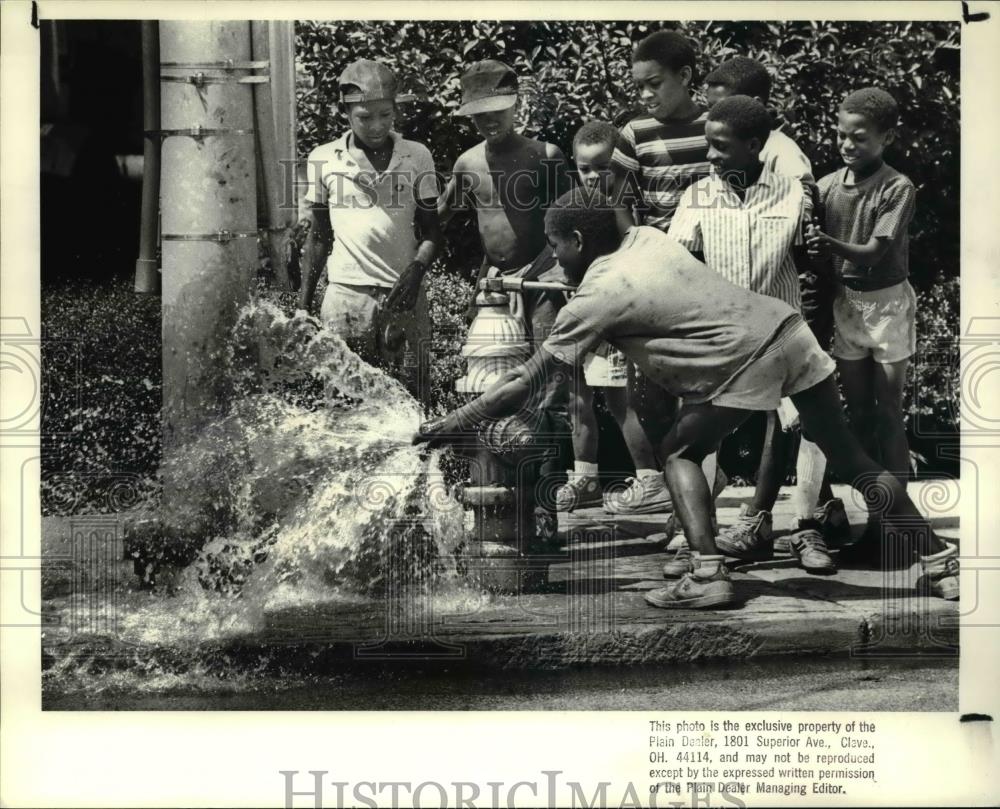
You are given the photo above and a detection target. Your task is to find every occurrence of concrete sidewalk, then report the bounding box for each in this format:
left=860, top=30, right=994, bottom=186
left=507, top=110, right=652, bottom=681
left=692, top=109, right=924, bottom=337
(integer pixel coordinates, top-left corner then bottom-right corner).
left=40, top=481, right=960, bottom=673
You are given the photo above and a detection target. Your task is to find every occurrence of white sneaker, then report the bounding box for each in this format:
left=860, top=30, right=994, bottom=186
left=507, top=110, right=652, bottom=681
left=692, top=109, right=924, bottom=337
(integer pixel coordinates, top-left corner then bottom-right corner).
left=555, top=475, right=602, bottom=512
left=604, top=474, right=672, bottom=514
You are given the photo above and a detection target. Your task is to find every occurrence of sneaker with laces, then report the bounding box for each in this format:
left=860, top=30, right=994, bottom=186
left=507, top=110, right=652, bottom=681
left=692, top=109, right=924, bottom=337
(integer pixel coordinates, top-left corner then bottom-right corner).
left=554, top=475, right=602, bottom=512
left=919, top=543, right=960, bottom=600
left=603, top=474, right=671, bottom=514
left=715, top=504, right=773, bottom=560
left=645, top=560, right=734, bottom=609
left=775, top=497, right=852, bottom=553
left=787, top=520, right=837, bottom=574
left=661, top=540, right=694, bottom=579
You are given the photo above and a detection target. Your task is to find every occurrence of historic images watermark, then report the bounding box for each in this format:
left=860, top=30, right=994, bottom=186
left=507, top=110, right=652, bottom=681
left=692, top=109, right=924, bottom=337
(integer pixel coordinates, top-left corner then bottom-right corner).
left=279, top=769, right=750, bottom=809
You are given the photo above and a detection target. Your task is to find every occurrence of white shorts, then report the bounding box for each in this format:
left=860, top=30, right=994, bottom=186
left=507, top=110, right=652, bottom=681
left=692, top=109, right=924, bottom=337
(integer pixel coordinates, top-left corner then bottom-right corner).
left=832, top=280, right=917, bottom=364
left=709, top=318, right=836, bottom=411
left=582, top=342, right=628, bottom=388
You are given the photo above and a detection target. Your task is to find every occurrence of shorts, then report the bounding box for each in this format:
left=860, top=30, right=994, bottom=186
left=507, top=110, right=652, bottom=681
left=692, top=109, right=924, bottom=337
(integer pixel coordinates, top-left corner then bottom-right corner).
left=320, top=281, right=431, bottom=403
left=582, top=342, right=628, bottom=388
left=832, top=280, right=916, bottom=363
left=709, top=316, right=836, bottom=411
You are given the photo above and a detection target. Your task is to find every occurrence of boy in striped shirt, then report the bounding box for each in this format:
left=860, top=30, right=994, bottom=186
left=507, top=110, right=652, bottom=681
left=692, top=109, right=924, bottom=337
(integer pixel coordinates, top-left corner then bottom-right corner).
left=608, top=30, right=720, bottom=515
left=669, top=95, right=836, bottom=575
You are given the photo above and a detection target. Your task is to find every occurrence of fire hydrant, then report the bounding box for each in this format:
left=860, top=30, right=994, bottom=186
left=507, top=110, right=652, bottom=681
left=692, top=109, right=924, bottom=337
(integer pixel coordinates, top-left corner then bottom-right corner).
left=455, top=274, right=577, bottom=593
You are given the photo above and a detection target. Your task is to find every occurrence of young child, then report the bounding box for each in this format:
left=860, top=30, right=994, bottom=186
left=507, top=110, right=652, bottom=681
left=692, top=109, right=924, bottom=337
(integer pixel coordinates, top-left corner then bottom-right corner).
left=299, top=59, right=441, bottom=404
left=702, top=57, right=851, bottom=556
left=668, top=95, right=834, bottom=575
left=808, top=88, right=918, bottom=538
left=415, top=189, right=959, bottom=609
left=608, top=30, right=722, bottom=514
left=554, top=121, right=666, bottom=513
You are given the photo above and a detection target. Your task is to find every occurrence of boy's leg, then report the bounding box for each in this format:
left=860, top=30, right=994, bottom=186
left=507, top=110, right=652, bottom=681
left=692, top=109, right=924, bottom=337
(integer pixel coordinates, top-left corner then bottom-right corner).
left=605, top=384, right=661, bottom=472
left=872, top=358, right=911, bottom=487
left=791, top=375, right=947, bottom=558
left=569, top=382, right=599, bottom=465
left=557, top=381, right=601, bottom=511
left=836, top=356, right=879, bottom=462
left=793, top=436, right=826, bottom=519
left=750, top=410, right=793, bottom=513
left=627, top=361, right=675, bottom=462
left=644, top=402, right=751, bottom=610
left=658, top=403, right=752, bottom=555
left=602, top=383, right=673, bottom=513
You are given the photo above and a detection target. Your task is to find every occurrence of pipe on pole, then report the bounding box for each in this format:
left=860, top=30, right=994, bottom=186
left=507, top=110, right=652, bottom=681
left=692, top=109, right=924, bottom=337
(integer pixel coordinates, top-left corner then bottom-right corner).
left=134, top=21, right=161, bottom=294
left=250, top=20, right=296, bottom=290
left=159, top=21, right=257, bottom=456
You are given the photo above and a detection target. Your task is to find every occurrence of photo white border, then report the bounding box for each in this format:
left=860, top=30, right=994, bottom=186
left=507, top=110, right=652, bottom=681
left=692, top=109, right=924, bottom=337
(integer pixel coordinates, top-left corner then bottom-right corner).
left=2, top=1, right=998, bottom=806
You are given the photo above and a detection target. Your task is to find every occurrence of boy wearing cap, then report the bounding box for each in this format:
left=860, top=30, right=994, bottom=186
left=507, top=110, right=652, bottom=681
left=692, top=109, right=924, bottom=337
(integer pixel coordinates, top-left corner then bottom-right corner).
left=439, top=59, right=575, bottom=518
left=440, top=59, right=572, bottom=286
left=299, top=59, right=441, bottom=403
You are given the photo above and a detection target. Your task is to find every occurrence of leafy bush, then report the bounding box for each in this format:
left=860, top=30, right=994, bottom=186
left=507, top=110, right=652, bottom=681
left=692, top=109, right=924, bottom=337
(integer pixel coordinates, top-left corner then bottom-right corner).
left=296, top=20, right=959, bottom=289
left=297, top=19, right=960, bottom=476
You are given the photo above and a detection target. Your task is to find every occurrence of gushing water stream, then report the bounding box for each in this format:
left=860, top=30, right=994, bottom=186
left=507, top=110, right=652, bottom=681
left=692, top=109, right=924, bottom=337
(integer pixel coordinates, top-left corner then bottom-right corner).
left=43, top=299, right=489, bottom=697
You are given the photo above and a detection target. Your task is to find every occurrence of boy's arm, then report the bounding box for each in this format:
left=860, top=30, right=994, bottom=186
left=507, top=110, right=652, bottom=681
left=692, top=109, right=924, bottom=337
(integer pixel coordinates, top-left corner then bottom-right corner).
left=808, top=177, right=916, bottom=273
left=385, top=201, right=441, bottom=312
left=298, top=203, right=334, bottom=312
left=544, top=142, right=573, bottom=203
left=437, top=156, right=470, bottom=226
left=610, top=127, right=643, bottom=226
left=414, top=348, right=561, bottom=445
left=386, top=150, right=443, bottom=311
left=667, top=186, right=704, bottom=262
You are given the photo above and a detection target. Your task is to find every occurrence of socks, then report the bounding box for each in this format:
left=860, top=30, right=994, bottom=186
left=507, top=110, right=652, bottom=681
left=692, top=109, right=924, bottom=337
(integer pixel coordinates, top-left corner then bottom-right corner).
left=692, top=553, right=725, bottom=576
left=794, top=438, right=827, bottom=522
left=636, top=468, right=659, bottom=480
left=569, top=461, right=599, bottom=482
left=701, top=452, right=718, bottom=491
left=920, top=542, right=957, bottom=567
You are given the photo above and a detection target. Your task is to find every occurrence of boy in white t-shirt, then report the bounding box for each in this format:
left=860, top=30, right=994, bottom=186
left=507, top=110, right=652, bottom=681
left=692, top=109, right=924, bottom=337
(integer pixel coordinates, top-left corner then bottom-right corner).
left=299, top=60, right=441, bottom=403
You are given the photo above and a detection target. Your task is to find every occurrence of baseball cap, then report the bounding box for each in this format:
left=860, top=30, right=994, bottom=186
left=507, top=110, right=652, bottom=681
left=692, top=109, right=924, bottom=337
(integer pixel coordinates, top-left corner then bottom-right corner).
left=339, top=59, right=415, bottom=104
left=458, top=60, right=518, bottom=116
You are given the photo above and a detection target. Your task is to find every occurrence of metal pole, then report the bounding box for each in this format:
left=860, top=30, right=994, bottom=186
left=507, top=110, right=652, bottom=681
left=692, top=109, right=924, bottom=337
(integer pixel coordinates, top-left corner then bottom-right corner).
left=159, top=21, right=257, bottom=466
left=250, top=20, right=296, bottom=289
left=134, top=21, right=161, bottom=294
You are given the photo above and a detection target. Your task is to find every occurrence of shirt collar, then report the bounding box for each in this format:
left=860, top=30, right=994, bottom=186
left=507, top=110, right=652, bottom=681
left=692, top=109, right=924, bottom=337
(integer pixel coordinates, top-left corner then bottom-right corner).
left=334, top=130, right=410, bottom=174
left=709, top=163, right=774, bottom=195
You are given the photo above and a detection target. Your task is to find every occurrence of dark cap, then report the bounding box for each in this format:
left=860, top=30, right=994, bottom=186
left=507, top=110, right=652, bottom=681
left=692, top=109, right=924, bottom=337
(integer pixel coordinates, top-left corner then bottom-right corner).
left=339, top=59, right=415, bottom=104
left=458, top=60, right=518, bottom=116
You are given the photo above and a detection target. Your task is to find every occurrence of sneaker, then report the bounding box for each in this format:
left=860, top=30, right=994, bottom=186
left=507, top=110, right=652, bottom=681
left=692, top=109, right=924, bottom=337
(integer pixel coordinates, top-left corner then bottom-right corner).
left=787, top=520, right=837, bottom=574
left=645, top=561, right=735, bottom=610
left=814, top=498, right=852, bottom=546
left=775, top=498, right=851, bottom=553
left=919, top=543, right=960, bottom=601
left=661, top=540, right=694, bottom=579
left=554, top=475, right=602, bottom=512
left=715, top=504, right=773, bottom=561
left=603, top=474, right=671, bottom=514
